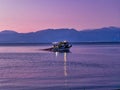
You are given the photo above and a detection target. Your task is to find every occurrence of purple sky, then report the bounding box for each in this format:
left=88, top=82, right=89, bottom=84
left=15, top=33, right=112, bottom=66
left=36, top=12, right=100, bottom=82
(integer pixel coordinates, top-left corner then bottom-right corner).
left=0, top=0, right=120, bottom=32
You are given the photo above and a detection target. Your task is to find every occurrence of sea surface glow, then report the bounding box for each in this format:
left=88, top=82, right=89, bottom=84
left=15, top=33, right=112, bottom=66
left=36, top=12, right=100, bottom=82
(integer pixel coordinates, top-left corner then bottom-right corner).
left=0, top=44, right=120, bottom=90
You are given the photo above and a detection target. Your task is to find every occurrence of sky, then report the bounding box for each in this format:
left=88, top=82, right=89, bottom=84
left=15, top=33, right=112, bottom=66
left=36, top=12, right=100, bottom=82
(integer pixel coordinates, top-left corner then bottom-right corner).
left=0, top=0, right=120, bottom=32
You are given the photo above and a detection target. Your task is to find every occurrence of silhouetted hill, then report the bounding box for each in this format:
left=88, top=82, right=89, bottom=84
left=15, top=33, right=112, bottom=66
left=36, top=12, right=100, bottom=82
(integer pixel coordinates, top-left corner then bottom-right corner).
left=77, top=27, right=120, bottom=42
left=0, top=30, right=18, bottom=34
left=0, top=27, right=120, bottom=43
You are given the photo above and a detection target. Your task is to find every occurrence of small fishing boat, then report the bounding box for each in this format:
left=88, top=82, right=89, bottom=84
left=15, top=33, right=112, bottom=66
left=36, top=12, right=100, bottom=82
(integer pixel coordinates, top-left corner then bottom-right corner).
left=42, top=41, right=72, bottom=52
left=52, top=41, right=72, bottom=52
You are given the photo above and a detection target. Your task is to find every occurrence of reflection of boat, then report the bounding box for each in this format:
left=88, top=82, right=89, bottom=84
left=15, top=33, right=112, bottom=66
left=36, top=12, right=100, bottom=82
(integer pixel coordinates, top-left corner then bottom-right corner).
left=64, top=53, right=67, bottom=77
left=42, top=41, right=72, bottom=52
left=55, top=52, right=68, bottom=85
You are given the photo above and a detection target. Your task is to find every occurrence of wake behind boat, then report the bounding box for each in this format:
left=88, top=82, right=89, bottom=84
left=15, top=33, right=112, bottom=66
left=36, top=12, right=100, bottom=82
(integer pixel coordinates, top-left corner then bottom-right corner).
left=42, top=41, right=72, bottom=52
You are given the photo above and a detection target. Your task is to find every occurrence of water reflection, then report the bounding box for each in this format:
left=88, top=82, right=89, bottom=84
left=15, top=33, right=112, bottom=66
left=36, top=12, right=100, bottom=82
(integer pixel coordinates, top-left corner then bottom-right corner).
left=55, top=52, right=59, bottom=57
left=55, top=52, right=68, bottom=86
left=64, top=53, right=67, bottom=77
left=63, top=52, right=68, bottom=87
left=55, top=52, right=68, bottom=77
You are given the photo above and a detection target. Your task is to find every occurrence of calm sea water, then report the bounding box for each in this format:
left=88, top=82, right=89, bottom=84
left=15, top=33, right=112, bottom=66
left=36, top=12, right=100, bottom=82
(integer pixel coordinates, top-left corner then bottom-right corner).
left=0, top=44, right=120, bottom=90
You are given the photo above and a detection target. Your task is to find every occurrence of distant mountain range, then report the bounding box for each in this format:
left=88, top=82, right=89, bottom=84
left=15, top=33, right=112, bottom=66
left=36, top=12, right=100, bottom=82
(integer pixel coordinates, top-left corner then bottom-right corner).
left=0, top=26, right=120, bottom=43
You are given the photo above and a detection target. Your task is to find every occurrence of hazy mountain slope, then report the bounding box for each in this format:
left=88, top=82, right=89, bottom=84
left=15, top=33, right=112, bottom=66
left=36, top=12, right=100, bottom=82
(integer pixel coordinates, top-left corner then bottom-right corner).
left=0, top=27, right=120, bottom=43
